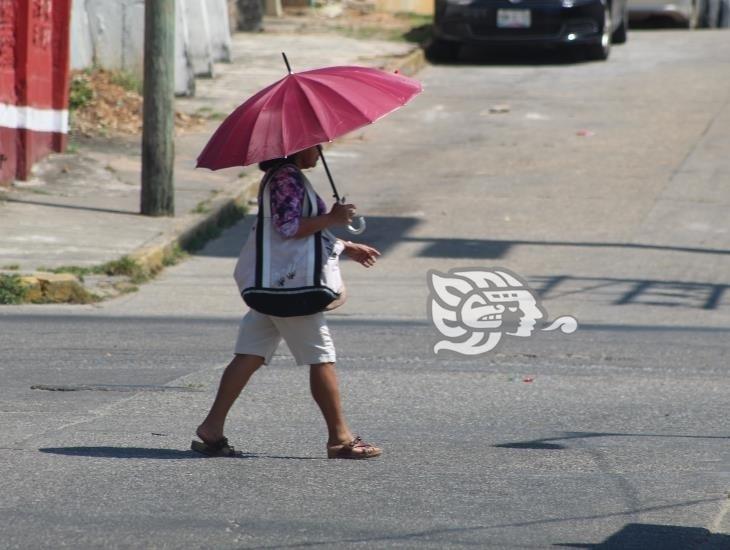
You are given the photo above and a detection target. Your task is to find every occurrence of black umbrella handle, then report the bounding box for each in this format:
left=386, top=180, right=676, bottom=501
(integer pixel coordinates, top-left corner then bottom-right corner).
left=317, top=144, right=340, bottom=202
left=316, top=144, right=366, bottom=235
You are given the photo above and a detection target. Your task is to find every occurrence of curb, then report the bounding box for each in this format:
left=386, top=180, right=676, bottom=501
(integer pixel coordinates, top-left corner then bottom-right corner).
left=0, top=270, right=92, bottom=305
left=20, top=273, right=92, bottom=304
left=10, top=45, right=427, bottom=305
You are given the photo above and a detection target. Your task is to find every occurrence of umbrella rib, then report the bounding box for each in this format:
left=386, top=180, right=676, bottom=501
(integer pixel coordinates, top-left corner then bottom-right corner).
left=198, top=84, right=274, bottom=168
left=279, top=80, right=292, bottom=155
left=297, top=75, right=375, bottom=125
left=293, top=77, right=334, bottom=142
left=245, top=78, right=290, bottom=161
left=303, top=70, right=415, bottom=108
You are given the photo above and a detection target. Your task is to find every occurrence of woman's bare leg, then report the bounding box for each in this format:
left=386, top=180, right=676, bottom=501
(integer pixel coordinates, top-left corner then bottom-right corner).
left=196, top=353, right=264, bottom=442
left=309, top=362, right=354, bottom=445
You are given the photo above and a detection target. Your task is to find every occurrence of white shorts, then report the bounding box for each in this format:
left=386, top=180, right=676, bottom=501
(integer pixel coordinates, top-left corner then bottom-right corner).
left=234, top=309, right=336, bottom=365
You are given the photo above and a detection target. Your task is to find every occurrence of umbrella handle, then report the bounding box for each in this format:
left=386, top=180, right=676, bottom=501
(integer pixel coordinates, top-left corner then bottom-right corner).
left=339, top=195, right=366, bottom=235
left=347, top=216, right=366, bottom=235
left=318, top=146, right=365, bottom=234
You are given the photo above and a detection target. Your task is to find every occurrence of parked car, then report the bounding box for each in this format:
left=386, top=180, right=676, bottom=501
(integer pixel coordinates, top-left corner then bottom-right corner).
left=628, top=0, right=729, bottom=27
left=430, top=0, right=629, bottom=61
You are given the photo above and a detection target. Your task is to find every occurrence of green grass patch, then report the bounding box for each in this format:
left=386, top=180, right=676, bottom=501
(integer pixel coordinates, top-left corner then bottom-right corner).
left=332, top=13, right=433, bottom=43
left=99, top=256, right=149, bottom=284
left=162, top=244, right=189, bottom=267
left=0, top=274, right=28, bottom=305
left=191, top=201, right=212, bottom=215
left=195, top=106, right=227, bottom=120
left=109, top=70, right=143, bottom=95
left=37, top=256, right=148, bottom=284
left=2, top=264, right=20, bottom=271
left=69, top=73, right=94, bottom=111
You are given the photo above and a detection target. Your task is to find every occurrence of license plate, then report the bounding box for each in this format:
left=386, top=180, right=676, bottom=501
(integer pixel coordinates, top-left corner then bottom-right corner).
left=497, top=9, right=531, bottom=28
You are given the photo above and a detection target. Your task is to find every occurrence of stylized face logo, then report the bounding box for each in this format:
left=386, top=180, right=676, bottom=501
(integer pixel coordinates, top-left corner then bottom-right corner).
left=428, top=268, right=574, bottom=356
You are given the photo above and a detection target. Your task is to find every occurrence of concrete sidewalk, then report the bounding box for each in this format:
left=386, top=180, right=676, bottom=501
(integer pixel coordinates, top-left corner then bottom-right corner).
left=0, top=20, right=424, bottom=302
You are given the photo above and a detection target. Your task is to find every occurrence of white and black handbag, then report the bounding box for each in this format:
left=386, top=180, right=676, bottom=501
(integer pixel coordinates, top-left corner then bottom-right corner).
left=233, top=166, right=345, bottom=317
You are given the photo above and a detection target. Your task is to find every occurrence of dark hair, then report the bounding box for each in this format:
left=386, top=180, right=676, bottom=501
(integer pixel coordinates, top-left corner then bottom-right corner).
left=258, top=155, right=298, bottom=172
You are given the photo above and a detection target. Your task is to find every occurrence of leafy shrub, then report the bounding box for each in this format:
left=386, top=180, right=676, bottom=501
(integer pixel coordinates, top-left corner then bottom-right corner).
left=0, top=274, right=27, bottom=305
left=69, top=73, right=94, bottom=110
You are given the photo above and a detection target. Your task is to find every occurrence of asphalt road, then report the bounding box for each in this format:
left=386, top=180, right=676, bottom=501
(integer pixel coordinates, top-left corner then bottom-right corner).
left=2, top=30, right=730, bottom=549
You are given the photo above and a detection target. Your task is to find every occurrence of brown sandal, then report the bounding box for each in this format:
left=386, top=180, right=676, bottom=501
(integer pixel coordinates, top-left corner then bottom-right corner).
left=327, top=435, right=382, bottom=459
left=191, top=436, right=243, bottom=457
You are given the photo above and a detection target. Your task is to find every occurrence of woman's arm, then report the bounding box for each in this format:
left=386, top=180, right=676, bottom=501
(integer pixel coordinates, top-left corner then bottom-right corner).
left=291, top=202, right=356, bottom=239
left=341, top=240, right=381, bottom=268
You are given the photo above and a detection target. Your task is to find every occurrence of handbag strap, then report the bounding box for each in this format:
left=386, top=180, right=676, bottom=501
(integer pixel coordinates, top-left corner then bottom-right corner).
left=302, top=177, right=323, bottom=287
left=254, top=167, right=278, bottom=287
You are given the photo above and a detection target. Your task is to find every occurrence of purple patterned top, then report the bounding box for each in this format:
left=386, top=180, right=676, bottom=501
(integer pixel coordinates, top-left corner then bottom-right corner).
left=267, top=164, right=326, bottom=238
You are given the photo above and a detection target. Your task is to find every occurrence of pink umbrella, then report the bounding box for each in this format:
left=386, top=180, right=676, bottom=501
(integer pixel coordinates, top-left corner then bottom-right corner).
left=197, top=54, right=422, bottom=171
left=197, top=55, right=422, bottom=233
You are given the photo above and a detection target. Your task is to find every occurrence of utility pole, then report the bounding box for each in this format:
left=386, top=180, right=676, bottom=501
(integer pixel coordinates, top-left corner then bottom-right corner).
left=141, top=0, right=175, bottom=216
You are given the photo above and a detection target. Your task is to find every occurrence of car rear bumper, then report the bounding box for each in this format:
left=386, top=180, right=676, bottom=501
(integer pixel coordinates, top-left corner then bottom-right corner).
left=433, top=0, right=606, bottom=45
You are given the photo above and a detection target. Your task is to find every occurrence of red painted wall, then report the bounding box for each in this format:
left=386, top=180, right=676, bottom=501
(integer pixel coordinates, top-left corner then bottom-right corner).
left=0, top=0, right=18, bottom=184
left=0, top=0, right=72, bottom=187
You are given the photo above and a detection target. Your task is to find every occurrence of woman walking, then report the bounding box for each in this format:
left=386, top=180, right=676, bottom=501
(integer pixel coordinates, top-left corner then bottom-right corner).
left=193, top=145, right=382, bottom=459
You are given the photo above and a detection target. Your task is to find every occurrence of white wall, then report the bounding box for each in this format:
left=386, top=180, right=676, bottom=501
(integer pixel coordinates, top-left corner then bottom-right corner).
left=70, top=0, right=233, bottom=96
left=175, top=0, right=197, bottom=97
left=182, top=0, right=215, bottom=77
left=85, top=0, right=125, bottom=69
left=207, top=0, right=233, bottom=62
left=122, top=0, right=146, bottom=80
left=70, top=0, right=93, bottom=70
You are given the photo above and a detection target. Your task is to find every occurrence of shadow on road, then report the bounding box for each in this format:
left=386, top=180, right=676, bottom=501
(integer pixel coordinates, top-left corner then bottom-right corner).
left=531, top=274, right=729, bottom=310
left=236, top=501, right=726, bottom=549
left=556, top=522, right=730, bottom=549
left=2, top=198, right=137, bottom=216
left=427, top=42, right=594, bottom=67
left=39, top=446, right=325, bottom=460
left=409, top=236, right=730, bottom=259
left=469, top=44, right=592, bottom=66
left=399, top=234, right=730, bottom=309
left=629, top=18, right=691, bottom=29
left=495, top=431, right=730, bottom=450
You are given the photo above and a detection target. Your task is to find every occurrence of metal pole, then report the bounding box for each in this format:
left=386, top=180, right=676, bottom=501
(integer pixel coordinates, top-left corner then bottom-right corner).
left=141, top=0, right=175, bottom=216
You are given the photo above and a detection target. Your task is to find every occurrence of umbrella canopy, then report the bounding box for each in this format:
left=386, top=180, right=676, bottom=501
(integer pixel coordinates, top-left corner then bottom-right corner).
left=196, top=65, right=422, bottom=170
